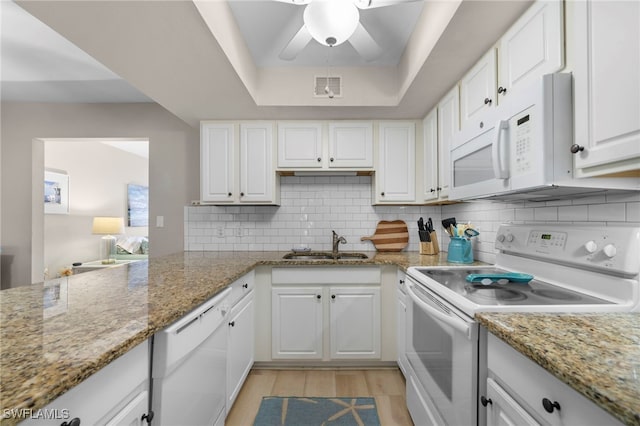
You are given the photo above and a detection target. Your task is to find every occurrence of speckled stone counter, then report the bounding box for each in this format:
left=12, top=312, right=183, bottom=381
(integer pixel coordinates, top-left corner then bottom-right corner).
left=0, top=250, right=462, bottom=425
left=477, top=313, right=640, bottom=426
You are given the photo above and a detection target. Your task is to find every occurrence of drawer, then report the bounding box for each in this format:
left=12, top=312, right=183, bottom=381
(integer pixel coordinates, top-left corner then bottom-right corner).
left=487, top=334, right=621, bottom=426
left=272, top=266, right=380, bottom=285
left=229, top=270, right=255, bottom=307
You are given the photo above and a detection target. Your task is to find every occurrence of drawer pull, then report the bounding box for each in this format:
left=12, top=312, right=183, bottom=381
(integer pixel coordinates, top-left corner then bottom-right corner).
left=141, top=411, right=154, bottom=424
left=480, top=396, right=492, bottom=407
left=242, top=283, right=248, bottom=289
left=542, top=398, right=561, bottom=413
left=61, top=419, right=81, bottom=426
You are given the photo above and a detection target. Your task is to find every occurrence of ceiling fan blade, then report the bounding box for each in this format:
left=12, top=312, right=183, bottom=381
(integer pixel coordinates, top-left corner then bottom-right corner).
left=272, top=0, right=312, bottom=4
left=349, top=23, right=383, bottom=61
left=279, top=25, right=312, bottom=60
left=354, top=0, right=420, bottom=9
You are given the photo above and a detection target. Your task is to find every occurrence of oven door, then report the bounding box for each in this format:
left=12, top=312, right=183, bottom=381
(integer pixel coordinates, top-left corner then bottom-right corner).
left=405, top=276, right=478, bottom=426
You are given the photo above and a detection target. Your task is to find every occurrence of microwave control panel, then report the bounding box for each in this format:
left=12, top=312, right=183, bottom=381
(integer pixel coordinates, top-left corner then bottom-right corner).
left=509, top=107, right=534, bottom=176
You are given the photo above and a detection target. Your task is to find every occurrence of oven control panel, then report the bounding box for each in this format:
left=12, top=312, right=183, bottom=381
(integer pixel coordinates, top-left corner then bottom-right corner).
left=495, top=224, right=640, bottom=276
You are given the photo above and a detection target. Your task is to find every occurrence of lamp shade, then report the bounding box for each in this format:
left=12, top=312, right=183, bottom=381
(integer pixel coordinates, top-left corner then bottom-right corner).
left=92, top=217, right=125, bottom=235
left=303, top=2, right=360, bottom=47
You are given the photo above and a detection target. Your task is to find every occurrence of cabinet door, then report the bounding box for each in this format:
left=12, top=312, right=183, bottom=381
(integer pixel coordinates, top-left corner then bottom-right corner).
left=329, top=286, right=380, bottom=359
left=498, top=1, right=563, bottom=102
left=573, top=0, right=640, bottom=177
left=459, top=49, right=497, bottom=136
left=201, top=123, right=235, bottom=202
left=485, top=378, right=540, bottom=426
left=438, top=86, right=459, bottom=199
left=396, top=291, right=407, bottom=376
left=328, top=121, right=373, bottom=168
left=376, top=122, right=416, bottom=203
left=277, top=122, right=323, bottom=168
left=227, top=292, right=254, bottom=412
left=240, top=122, right=276, bottom=203
left=422, top=108, right=439, bottom=201
left=272, top=287, right=323, bottom=359
left=104, top=391, right=149, bottom=426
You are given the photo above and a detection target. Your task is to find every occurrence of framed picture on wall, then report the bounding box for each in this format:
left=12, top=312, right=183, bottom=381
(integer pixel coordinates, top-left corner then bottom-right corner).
left=127, top=184, right=149, bottom=227
left=44, top=171, right=70, bottom=215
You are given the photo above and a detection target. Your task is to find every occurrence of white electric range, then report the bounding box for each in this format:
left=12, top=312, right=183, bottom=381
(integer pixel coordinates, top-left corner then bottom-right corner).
left=403, top=224, right=640, bottom=426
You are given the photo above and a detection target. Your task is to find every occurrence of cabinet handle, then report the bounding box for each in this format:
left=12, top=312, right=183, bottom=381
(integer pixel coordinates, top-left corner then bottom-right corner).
left=381, top=192, right=385, bottom=196
left=228, top=192, right=232, bottom=197
left=141, top=411, right=154, bottom=424
left=479, top=121, right=484, bottom=129
left=430, top=188, right=436, bottom=193
left=331, top=294, right=336, bottom=299
left=399, top=279, right=405, bottom=285
left=436, top=187, right=442, bottom=191
left=480, top=396, right=492, bottom=407
left=570, top=144, right=585, bottom=154
left=542, top=398, right=560, bottom=413
left=316, top=294, right=321, bottom=299
left=242, top=283, right=248, bottom=289
left=240, top=192, right=245, bottom=197
left=317, top=157, right=322, bottom=162
left=61, top=419, right=81, bottom=426
left=484, top=97, right=492, bottom=105
left=330, top=157, right=334, bottom=162
left=498, top=86, right=507, bottom=95
left=229, top=321, right=235, bottom=327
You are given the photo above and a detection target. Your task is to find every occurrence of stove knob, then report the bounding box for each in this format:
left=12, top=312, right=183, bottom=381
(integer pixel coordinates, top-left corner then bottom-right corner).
left=603, top=244, right=617, bottom=258
left=496, top=234, right=505, bottom=243
left=584, top=240, right=598, bottom=253
left=505, top=234, right=515, bottom=243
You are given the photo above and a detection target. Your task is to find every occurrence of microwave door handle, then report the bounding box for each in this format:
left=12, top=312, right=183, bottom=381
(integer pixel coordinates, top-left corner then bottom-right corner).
left=406, top=281, right=471, bottom=339
left=492, top=120, right=509, bottom=179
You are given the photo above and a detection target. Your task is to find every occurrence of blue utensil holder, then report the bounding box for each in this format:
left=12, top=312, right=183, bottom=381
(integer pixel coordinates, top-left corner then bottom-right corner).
left=447, top=237, right=473, bottom=264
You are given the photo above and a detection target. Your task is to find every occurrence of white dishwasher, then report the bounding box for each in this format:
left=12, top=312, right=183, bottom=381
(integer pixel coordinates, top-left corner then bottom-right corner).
left=152, top=287, right=231, bottom=426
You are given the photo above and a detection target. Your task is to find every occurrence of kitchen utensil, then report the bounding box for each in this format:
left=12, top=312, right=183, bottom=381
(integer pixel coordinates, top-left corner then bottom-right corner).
left=361, top=220, right=409, bottom=252
left=442, top=217, right=457, bottom=236
left=464, top=228, right=479, bottom=238
left=426, top=218, right=434, bottom=233
left=417, top=217, right=430, bottom=242
left=465, top=273, right=534, bottom=284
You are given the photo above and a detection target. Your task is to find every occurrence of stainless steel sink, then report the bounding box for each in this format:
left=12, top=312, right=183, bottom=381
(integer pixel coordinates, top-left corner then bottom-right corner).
left=282, top=252, right=368, bottom=260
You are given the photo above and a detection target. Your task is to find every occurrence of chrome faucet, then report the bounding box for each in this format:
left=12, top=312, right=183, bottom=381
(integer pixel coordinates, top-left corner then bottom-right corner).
left=332, top=230, right=347, bottom=257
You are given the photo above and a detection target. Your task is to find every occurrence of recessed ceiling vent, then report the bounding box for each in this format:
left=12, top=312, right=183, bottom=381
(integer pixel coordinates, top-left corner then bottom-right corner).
left=314, top=76, right=341, bottom=98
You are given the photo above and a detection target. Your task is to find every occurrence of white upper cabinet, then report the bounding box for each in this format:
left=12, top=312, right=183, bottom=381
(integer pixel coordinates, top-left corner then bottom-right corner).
left=277, top=122, right=323, bottom=168
left=240, top=122, right=276, bottom=203
left=572, top=0, right=640, bottom=177
left=200, top=122, right=279, bottom=205
left=201, top=123, right=235, bottom=203
left=460, top=48, right=497, bottom=137
left=376, top=122, right=416, bottom=203
left=459, top=0, right=564, bottom=135
left=437, top=85, right=459, bottom=200
left=422, top=108, right=439, bottom=202
left=498, top=0, right=564, bottom=100
left=328, top=121, right=374, bottom=168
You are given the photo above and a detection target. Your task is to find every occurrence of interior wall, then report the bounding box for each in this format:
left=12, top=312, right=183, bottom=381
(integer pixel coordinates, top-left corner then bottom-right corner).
left=44, top=140, right=148, bottom=278
left=1, top=102, right=198, bottom=289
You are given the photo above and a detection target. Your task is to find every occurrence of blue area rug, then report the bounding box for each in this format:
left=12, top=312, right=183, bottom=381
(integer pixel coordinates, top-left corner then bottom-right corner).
left=253, top=396, right=381, bottom=426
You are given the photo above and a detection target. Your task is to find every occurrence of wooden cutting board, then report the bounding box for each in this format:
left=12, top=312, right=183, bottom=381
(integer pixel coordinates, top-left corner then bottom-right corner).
left=360, top=220, right=409, bottom=252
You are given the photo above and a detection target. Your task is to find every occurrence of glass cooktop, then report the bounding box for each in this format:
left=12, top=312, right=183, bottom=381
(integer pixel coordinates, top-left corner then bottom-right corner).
left=415, top=267, right=611, bottom=306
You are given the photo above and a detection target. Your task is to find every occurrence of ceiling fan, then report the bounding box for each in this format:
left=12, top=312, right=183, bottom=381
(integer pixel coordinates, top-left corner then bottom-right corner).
left=275, top=0, right=419, bottom=62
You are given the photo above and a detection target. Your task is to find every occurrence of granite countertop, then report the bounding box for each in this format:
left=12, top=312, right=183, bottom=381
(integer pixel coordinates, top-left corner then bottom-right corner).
left=477, top=313, right=640, bottom=426
left=0, top=250, right=458, bottom=425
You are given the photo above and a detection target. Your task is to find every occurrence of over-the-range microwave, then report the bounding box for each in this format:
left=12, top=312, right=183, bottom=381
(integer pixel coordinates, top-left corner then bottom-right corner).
left=449, top=73, right=637, bottom=201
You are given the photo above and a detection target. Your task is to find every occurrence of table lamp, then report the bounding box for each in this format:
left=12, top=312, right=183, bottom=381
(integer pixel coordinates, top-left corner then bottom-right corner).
left=92, top=217, right=125, bottom=264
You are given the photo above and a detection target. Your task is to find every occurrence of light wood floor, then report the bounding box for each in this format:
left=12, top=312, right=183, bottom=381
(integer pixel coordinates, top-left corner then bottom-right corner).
left=226, top=368, right=414, bottom=426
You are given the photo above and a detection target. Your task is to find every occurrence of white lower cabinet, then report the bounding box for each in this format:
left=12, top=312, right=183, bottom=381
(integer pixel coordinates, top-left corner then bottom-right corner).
left=270, top=266, right=382, bottom=361
left=226, top=272, right=255, bottom=413
left=21, top=341, right=150, bottom=426
left=484, top=333, right=622, bottom=426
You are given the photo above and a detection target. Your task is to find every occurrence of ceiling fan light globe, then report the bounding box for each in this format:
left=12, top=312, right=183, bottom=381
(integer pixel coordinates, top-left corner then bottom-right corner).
left=303, top=2, right=360, bottom=47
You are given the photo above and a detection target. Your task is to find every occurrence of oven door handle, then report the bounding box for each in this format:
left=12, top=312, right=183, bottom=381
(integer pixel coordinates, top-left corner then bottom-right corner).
left=406, top=281, right=472, bottom=339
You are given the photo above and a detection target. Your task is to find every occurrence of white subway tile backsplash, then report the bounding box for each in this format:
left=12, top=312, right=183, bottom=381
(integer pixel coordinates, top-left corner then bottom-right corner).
left=185, top=176, right=639, bottom=260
